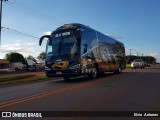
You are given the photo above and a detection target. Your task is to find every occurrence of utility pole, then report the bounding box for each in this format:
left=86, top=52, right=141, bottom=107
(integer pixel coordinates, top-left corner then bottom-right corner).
left=0, top=0, right=8, bottom=46
left=129, top=49, right=132, bottom=56
left=137, top=52, right=139, bottom=56
left=0, top=0, right=2, bottom=46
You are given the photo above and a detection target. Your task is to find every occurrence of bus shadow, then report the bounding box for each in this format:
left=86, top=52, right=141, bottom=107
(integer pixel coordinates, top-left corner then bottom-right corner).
left=50, top=70, right=160, bottom=85
left=52, top=72, right=120, bottom=84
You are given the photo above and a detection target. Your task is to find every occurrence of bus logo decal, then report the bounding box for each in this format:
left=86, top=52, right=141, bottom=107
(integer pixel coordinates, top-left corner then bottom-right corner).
left=51, top=61, right=69, bottom=69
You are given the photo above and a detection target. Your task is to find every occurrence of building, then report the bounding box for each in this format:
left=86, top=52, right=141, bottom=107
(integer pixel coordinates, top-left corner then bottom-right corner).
left=11, top=62, right=26, bottom=71
left=0, top=59, right=10, bottom=72
left=26, top=59, right=36, bottom=66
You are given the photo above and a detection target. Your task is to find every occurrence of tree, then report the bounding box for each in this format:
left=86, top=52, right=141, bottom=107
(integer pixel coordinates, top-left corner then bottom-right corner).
left=126, top=55, right=156, bottom=64
left=5, top=52, right=27, bottom=65
left=37, top=51, right=45, bottom=61
left=26, top=55, right=37, bottom=63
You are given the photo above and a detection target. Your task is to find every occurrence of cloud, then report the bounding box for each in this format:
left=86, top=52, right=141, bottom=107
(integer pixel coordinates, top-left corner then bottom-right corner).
left=15, top=40, right=21, bottom=42
left=20, top=47, right=37, bottom=56
left=44, top=31, right=51, bottom=35
left=149, top=52, right=160, bottom=62
left=26, top=43, right=37, bottom=46
left=0, top=43, right=39, bottom=58
left=1, top=43, right=22, bottom=52
left=2, top=43, right=20, bottom=48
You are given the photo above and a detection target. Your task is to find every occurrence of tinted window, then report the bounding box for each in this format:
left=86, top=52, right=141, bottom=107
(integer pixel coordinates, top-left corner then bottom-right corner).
left=81, top=29, right=97, bottom=54
left=46, top=30, right=79, bottom=58
left=86, top=29, right=97, bottom=50
left=98, top=32, right=117, bottom=44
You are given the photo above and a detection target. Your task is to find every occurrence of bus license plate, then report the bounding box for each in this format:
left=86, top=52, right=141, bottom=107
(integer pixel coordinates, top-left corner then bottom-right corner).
left=56, top=72, right=62, bottom=75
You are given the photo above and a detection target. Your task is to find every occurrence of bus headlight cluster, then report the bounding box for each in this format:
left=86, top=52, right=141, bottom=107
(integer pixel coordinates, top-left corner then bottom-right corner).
left=69, top=64, right=80, bottom=69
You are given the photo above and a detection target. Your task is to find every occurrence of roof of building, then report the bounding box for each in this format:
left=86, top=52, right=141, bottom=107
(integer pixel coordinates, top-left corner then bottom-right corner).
left=0, top=59, right=10, bottom=64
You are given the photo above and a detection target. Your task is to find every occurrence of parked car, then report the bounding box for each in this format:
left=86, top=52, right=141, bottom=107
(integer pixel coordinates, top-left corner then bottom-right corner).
left=131, top=59, right=145, bottom=69
left=26, top=65, right=36, bottom=71
left=145, top=62, right=150, bottom=67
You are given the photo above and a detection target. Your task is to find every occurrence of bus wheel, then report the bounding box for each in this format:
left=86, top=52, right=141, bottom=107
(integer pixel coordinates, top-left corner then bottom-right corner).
left=114, top=65, right=122, bottom=74
left=89, top=66, right=98, bottom=79
left=119, top=66, right=122, bottom=73
left=63, top=76, right=70, bottom=81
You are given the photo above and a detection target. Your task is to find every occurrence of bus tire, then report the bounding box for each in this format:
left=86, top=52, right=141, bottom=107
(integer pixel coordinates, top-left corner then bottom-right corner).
left=114, top=65, right=122, bottom=74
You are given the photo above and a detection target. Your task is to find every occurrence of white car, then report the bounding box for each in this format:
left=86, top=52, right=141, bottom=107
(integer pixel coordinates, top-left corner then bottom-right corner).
left=131, top=59, right=145, bottom=69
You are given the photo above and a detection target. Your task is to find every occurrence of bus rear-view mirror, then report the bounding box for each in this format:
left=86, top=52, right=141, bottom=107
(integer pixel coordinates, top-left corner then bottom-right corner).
left=39, top=35, right=51, bottom=46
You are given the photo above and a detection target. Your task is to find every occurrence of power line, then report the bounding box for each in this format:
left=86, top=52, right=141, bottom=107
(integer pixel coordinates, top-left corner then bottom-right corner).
left=5, top=1, right=41, bottom=20
left=2, top=31, right=38, bottom=42
left=13, top=0, right=62, bottom=23
left=4, top=0, right=62, bottom=24
left=2, top=26, right=40, bottom=39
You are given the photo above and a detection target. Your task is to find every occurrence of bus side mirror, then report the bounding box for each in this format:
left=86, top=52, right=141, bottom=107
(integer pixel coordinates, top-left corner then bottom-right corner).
left=76, top=29, right=81, bottom=40
left=39, top=35, right=51, bottom=46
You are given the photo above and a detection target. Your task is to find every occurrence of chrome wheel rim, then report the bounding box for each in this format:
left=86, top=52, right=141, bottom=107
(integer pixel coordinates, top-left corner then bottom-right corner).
left=92, top=67, right=97, bottom=78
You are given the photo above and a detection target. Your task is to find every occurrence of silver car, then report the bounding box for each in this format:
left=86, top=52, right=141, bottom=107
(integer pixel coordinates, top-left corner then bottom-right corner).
left=131, top=59, right=145, bottom=69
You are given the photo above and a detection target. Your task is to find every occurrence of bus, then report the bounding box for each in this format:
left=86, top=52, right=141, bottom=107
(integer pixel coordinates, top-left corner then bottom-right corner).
left=39, top=23, right=126, bottom=80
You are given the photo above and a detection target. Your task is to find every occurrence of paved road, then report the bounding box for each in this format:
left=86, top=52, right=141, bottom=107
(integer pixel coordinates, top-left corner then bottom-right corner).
left=0, top=65, right=160, bottom=119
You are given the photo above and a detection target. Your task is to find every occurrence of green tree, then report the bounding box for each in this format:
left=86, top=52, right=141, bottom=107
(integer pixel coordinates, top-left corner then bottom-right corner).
left=5, top=52, right=27, bottom=65
left=37, top=51, right=45, bottom=60
left=26, top=55, right=37, bottom=63
left=126, top=55, right=156, bottom=64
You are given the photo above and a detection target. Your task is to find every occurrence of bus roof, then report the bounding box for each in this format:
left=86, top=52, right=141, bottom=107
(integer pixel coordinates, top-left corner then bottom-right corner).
left=55, top=23, right=123, bottom=45
left=56, top=23, right=90, bottom=30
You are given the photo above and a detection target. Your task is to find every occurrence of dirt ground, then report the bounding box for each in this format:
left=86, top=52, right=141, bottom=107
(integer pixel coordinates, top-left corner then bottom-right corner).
left=0, top=71, right=46, bottom=77
left=0, top=71, right=60, bottom=88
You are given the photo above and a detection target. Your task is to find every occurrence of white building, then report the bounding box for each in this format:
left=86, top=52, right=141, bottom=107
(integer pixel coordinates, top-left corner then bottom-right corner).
left=11, top=62, right=26, bottom=71
left=26, top=59, right=36, bottom=66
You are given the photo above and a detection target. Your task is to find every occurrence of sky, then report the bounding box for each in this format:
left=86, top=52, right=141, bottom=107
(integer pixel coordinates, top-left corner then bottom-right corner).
left=0, top=0, right=160, bottom=62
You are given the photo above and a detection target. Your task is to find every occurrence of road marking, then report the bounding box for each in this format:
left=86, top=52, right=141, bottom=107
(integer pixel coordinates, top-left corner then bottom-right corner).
left=0, top=73, right=127, bottom=108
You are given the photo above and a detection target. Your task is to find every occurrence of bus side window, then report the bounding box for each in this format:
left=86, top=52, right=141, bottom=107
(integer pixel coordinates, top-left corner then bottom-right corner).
left=87, top=29, right=97, bottom=49
left=108, top=46, right=116, bottom=64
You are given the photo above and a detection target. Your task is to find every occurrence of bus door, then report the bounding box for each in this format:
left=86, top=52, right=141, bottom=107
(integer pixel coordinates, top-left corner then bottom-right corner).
left=81, top=29, right=97, bottom=74
left=81, top=41, right=92, bottom=74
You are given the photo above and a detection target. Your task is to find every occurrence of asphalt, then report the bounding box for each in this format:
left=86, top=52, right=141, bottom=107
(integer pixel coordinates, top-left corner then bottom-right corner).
left=0, top=64, right=160, bottom=120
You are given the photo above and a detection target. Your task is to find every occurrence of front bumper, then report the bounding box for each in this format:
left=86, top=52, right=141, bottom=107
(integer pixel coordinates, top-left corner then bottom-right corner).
left=45, top=69, right=81, bottom=77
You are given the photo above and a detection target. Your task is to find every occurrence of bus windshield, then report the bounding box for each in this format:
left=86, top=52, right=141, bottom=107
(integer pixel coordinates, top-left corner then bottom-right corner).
left=46, top=30, right=79, bottom=59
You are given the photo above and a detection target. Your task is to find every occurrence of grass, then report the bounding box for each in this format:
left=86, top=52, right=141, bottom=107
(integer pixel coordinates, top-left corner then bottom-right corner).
left=0, top=74, right=48, bottom=86
left=126, top=64, right=131, bottom=68
left=0, top=74, right=36, bottom=82
left=0, top=64, right=132, bottom=86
